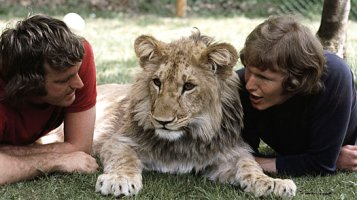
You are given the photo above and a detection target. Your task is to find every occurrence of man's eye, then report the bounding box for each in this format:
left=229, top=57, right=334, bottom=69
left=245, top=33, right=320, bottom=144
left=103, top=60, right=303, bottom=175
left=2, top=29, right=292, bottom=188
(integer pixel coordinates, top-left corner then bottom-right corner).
left=56, top=79, right=69, bottom=84
left=257, top=74, right=270, bottom=81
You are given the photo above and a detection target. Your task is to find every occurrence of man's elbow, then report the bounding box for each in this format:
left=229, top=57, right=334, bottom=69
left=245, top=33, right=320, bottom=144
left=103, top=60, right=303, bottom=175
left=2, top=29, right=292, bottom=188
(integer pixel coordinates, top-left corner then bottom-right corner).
left=312, top=163, right=336, bottom=176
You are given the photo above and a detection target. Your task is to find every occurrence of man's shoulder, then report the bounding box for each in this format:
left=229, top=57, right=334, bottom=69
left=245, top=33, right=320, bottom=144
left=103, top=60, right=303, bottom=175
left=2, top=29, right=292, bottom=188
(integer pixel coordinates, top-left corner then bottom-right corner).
left=324, top=51, right=351, bottom=75
left=0, top=78, right=6, bottom=115
left=324, top=51, right=352, bottom=83
left=236, top=68, right=245, bottom=84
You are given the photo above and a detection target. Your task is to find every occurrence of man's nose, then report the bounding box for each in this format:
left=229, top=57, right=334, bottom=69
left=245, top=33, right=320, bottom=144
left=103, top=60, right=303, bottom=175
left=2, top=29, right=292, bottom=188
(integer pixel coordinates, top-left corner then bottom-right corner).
left=71, top=73, right=84, bottom=89
left=245, top=75, right=257, bottom=91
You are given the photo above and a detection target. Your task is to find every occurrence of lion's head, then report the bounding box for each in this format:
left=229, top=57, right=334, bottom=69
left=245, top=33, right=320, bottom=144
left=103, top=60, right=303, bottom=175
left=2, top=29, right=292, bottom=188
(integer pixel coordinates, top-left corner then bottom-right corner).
left=127, top=30, right=243, bottom=144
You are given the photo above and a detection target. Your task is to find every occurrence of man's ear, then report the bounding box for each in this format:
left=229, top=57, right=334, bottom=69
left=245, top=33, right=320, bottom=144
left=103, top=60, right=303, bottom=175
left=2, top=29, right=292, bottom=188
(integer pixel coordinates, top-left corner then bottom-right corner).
left=134, top=35, right=165, bottom=70
left=199, top=43, right=238, bottom=79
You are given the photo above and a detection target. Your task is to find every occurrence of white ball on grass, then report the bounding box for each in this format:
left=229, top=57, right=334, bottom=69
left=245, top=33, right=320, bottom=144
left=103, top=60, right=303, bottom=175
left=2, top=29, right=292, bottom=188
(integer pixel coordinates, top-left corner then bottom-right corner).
left=63, top=12, right=86, bottom=32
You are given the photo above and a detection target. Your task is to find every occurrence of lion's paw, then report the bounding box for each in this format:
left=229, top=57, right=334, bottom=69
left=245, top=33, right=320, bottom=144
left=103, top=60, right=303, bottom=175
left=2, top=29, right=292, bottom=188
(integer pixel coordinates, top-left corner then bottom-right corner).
left=273, top=178, right=296, bottom=197
left=240, top=176, right=296, bottom=197
left=240, top=176, right=274, bottom=197
left=95, top=173, right=142, bottom=197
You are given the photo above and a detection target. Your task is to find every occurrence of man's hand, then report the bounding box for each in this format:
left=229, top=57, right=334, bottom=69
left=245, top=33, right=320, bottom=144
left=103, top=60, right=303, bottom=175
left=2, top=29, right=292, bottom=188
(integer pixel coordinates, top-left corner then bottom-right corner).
left=254, top=157, right=277, bottom=173
left=336, top=145, right=357, bottom=171
left=55, top=151, right=99, bottom=173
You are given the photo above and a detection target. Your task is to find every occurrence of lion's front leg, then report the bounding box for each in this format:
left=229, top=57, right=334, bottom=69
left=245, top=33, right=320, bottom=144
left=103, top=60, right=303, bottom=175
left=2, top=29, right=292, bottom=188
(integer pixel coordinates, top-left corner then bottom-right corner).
left=95, top=135, right=143, bottom=197
left=234, top=157, right=296, bottom=197
left=206, top=151, right=296, bottom=197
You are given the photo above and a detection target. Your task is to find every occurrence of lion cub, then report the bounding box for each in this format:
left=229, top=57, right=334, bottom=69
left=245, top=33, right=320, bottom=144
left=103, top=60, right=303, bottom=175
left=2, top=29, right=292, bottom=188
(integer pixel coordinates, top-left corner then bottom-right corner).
left=93, top=31, right=297, bottom=197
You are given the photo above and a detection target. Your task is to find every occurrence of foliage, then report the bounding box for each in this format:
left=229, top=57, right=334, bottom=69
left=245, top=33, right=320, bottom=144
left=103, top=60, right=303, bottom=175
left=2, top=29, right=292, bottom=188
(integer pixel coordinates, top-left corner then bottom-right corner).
left=1, top=0, right=356, bottom=20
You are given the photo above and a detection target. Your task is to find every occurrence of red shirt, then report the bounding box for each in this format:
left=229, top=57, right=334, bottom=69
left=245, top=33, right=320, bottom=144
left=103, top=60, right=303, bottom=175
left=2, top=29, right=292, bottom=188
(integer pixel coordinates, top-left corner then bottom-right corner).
left=0, top=40, right=97, bottom=145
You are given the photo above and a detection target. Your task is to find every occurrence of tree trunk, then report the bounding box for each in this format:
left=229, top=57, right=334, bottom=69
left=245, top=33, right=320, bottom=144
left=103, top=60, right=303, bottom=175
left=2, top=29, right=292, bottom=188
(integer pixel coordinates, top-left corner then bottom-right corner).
left=316, top=0, right=350, bottom=58
left=176, top=0, right=187, bottom=17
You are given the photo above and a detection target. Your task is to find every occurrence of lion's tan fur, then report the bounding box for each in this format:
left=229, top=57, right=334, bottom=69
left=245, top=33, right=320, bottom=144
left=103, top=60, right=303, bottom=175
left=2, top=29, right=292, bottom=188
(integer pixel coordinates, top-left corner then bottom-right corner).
left=93, top=31, right=296, bottom=197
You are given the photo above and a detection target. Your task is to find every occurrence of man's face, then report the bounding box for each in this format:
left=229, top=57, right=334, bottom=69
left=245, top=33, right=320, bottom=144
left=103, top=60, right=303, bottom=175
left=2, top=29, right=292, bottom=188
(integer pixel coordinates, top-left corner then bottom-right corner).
left=35, top=62, right=83, bottom=107
left=244, top=66, right=292, bottom=110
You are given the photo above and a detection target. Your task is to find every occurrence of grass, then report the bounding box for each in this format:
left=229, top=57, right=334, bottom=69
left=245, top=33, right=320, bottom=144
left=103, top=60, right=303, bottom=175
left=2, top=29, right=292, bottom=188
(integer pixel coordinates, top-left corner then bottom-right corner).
left=0, top=169, right=356, bottom=199
left=1, top=3, right=357, bottom=200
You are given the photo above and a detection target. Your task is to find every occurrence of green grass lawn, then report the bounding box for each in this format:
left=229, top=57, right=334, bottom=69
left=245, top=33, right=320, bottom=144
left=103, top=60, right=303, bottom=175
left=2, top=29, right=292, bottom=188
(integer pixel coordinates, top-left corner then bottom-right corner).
left=1, top=5, right=357, bottom=200
left=0, top=169, right=356, bottom=199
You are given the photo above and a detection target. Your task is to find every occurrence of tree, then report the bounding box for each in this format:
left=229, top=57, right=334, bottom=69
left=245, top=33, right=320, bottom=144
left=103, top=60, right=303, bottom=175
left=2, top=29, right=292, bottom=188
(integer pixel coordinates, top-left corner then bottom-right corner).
left=316, top=0, right=351, bottom=58
left=176, top=0, right=187, bottom=17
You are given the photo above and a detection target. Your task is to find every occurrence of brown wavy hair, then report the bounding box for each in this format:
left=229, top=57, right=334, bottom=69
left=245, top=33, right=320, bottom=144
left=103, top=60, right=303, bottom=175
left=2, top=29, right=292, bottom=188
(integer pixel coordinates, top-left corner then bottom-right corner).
left=240, top=15, right=326, bottom=95
left=0, top=14, right=84, bottom=104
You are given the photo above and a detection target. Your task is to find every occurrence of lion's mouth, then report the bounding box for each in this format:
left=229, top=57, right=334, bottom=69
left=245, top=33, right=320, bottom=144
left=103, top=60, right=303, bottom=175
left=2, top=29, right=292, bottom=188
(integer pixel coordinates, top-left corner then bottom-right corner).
left=150, top=114, right=188, bottom=133
left=154, top=129, right=184, bottom=141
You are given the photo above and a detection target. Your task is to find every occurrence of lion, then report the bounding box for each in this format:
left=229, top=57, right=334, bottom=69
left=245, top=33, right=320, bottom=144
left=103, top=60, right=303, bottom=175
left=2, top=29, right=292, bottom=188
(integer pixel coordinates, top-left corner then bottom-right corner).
left=92, top=30, right=297, bottom=198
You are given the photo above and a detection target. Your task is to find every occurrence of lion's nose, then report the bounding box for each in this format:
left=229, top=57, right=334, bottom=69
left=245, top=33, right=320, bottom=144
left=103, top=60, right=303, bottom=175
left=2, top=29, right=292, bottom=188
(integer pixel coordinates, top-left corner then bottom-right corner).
left=156, top=119, right=173, bottom=126
left=153, top=117, right=174, bottom=126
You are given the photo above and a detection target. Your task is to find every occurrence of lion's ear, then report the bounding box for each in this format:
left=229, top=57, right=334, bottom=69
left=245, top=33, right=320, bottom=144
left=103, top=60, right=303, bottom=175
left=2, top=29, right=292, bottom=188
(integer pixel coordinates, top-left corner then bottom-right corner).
left=199, top=43, right=238, bottom=79
left=134, top=35, right=164, bottom=69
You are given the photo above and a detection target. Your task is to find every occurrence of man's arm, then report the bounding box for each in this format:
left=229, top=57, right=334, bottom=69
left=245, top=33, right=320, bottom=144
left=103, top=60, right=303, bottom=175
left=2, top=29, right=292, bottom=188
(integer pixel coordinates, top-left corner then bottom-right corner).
left=337, top=145, right=357, bottom=171
left=255, top=157, right=277, bottom=173
left=0, top=106, right=96, bottom=156
left=0, top=106, right=98, bottom=185
left=256, top=146, right=357, bottom=173
left=63, top=105, right=96, bottom=154
left=0, top=151, right=98, bottom=185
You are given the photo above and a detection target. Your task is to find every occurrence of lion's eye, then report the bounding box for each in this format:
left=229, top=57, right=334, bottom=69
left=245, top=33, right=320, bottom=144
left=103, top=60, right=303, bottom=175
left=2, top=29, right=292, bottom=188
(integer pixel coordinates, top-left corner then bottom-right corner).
left=183, top=82, right=195, bottom=92
left=153, top=78, right=161, bottom=88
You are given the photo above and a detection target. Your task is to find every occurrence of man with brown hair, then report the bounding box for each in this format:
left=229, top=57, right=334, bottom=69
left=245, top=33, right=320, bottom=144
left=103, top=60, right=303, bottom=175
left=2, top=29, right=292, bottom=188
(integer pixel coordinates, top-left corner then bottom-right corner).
left=238, top=15, right=357, bottom=176
left=0, top=14, right=98, bottom=185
